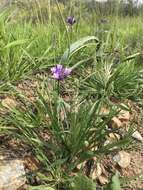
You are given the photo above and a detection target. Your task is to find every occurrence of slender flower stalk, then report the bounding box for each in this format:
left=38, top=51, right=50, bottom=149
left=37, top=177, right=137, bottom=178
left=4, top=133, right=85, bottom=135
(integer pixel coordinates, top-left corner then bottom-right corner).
left=66, top=16, right=76, bottom=55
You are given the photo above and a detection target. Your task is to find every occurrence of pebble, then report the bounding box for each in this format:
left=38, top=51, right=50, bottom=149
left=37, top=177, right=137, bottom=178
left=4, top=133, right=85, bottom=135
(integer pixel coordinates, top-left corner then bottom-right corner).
left=0, top=159, right=26, bottom=190
left=113, top=151, right=131, bottom=168
left=132, top=131, right=143, bottom=142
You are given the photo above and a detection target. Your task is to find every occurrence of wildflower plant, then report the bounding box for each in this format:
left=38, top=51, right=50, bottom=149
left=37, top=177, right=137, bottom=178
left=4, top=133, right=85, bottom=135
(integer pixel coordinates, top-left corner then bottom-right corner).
left=0, top=76, right=132, bottom=189
left=0, top=2, right=143, bottom=190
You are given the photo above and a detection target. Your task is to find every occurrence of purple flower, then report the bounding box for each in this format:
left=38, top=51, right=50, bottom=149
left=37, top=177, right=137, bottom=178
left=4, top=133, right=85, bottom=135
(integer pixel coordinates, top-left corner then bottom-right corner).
left=67, top=16, right=76, bottom=26
left=51, top=64, right=72, bottom=80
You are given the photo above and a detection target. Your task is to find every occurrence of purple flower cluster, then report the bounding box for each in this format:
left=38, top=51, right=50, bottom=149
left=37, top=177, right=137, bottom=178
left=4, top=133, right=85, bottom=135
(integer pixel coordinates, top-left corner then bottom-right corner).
left=67, top=16, right=76, bottom=26
left=51, top=64, right=72, bottom=80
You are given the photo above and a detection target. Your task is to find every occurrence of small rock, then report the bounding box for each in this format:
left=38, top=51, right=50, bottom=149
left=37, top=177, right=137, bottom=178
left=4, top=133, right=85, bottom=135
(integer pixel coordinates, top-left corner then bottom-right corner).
left=91, top=163, right=102, bottom=180
left=96, top=163, right=102, bottom=177
left=118, top=109, right=130, bottom=122
left=0, top=159, right=26, bottom=190
left=111, top=117, right=122, bottom=128
left=113, top=151, right=131, bottom=168
left=132, top=131, right=143, bottom=142
left=104, top=140, right=110, bottom=146
left=98, top=175, right=108, bottom=185
left=100, top=106, right=110, bottom=115
left=76, top=161, right=86, bottom=170
left=108, top=133, right=120, bottom=140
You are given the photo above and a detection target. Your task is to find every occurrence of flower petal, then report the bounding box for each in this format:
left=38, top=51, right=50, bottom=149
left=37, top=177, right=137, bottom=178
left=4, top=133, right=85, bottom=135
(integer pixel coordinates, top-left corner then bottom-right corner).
left=67, top=16, right=76, bottom=25
left=51, top=64, right=71, bottom=80
left=56, top=64, right=63, bottom=71
left=64, top=68, right=72, bottom=76
left=51, top=67, right=57, bottom=73
left=53, top=73, right=60, bottom=80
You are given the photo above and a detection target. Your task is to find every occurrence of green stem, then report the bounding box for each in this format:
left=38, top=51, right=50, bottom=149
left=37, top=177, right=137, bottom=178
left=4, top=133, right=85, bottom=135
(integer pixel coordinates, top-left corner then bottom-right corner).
left=55, top=0, right=71, bottom=61
left=57, top=80, right=60, bottom=96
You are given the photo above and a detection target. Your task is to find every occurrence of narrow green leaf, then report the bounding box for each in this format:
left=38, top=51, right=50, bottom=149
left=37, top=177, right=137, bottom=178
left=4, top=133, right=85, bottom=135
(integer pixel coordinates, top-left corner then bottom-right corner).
left=123, top=52, right=140, bottom=62
left=61, top=36, right=99, bottom=62
left=71, top=174, right=96, bottom=190
left=28, top=186, right=55, bottom=190
left=104, top=172, right=121, bottom=190
left=3, top=39, right=29, bottom=49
